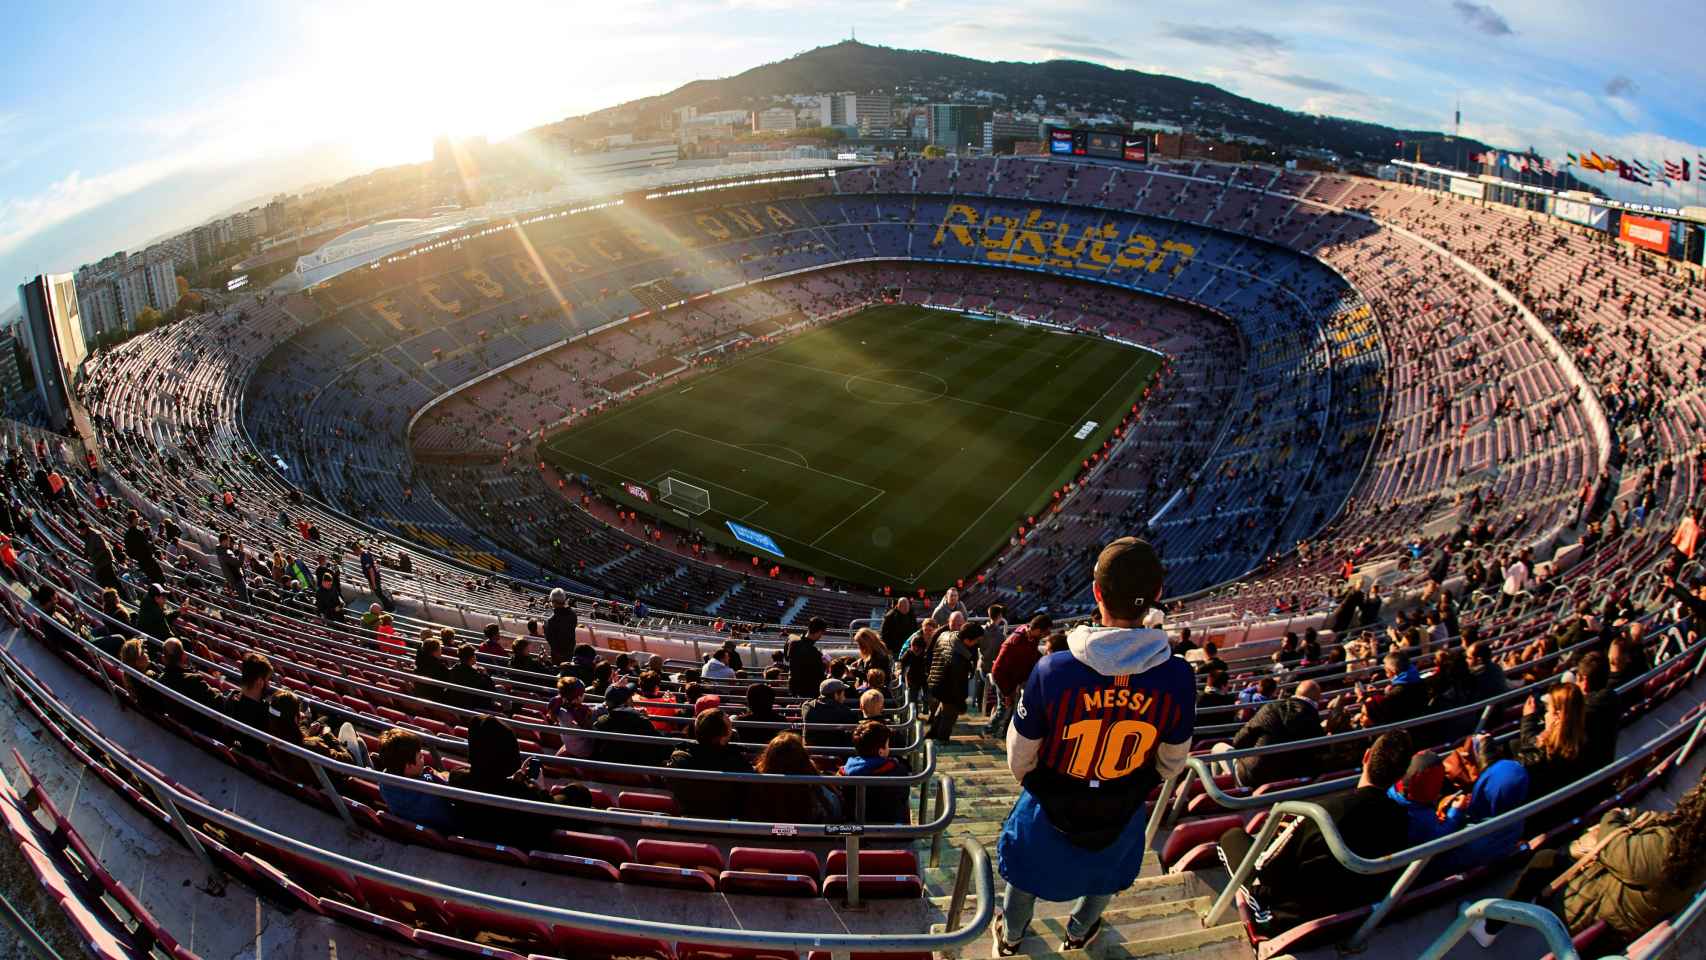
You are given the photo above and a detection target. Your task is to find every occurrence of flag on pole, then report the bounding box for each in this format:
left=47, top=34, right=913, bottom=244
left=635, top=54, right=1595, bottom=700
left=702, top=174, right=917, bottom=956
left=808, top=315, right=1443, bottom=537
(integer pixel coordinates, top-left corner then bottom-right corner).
left=1566, top=152, right=1579, bottom=166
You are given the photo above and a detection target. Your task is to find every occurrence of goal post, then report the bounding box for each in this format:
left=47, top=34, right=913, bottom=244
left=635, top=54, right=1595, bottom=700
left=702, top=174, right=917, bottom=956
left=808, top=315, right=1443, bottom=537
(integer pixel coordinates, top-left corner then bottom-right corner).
left=659, top=476, right=711, bottom=516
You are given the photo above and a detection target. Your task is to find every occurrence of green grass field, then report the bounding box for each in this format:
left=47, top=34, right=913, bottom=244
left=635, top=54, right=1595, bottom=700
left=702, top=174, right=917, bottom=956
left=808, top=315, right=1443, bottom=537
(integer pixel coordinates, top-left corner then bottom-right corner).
left=541, top=305, right=1161, bottom=590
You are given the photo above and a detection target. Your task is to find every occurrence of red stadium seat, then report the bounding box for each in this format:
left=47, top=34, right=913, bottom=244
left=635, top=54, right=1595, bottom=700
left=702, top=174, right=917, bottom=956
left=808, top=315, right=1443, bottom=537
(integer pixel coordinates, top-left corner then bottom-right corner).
left=616, top=791, right=679, bottom=815
left=823, top=849, right=914, bottom=877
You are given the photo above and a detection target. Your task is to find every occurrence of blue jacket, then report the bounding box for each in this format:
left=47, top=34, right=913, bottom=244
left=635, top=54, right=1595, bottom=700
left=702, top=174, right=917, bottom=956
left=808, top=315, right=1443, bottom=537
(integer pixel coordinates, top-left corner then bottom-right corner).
left=1386, top=786, right=1453, bottom=845
left=380, top=773, right=456, bottom=834
left=1434, top=759, right=1529, bottom=873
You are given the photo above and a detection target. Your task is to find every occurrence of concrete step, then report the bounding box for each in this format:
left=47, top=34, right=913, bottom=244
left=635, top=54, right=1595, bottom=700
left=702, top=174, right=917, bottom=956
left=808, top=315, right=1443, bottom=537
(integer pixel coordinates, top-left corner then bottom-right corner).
left=944, top=896, right=1251, bottom=959
left=927, top=866, right=1203, bottom=906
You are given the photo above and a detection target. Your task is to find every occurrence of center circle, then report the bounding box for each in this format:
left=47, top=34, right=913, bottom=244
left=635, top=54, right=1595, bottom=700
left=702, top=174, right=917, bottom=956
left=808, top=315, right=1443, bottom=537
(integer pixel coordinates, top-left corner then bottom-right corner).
left=843, top=369, right=949, bottom=405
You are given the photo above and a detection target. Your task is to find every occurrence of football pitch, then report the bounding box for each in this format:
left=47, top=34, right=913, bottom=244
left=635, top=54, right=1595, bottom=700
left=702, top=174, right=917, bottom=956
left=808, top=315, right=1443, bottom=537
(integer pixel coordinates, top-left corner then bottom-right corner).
left=540, top=304, right=1162, bottom=590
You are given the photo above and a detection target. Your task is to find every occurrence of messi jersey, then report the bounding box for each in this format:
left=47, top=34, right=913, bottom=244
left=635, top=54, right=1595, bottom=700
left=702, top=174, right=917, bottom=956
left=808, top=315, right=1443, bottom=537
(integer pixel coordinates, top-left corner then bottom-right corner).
left=1012, top=649, right=1196, bottom=784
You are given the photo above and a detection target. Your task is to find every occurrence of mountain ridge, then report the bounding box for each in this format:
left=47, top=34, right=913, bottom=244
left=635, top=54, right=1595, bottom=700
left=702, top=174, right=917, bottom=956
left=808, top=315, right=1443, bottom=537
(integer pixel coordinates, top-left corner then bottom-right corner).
left=532, top=39, right=1499, bottom=165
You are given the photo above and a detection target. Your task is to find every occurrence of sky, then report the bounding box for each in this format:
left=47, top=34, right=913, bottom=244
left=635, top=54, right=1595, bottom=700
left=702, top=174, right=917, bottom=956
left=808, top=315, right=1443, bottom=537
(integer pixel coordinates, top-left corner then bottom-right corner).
left=2, top=0, right=1703, bottom=288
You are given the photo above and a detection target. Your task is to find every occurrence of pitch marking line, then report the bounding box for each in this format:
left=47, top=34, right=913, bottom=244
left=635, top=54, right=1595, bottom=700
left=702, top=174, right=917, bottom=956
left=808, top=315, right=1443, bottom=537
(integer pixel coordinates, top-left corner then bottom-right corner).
left=665, top=428, right=885, bottom=495
left=909, top=360, right=1149, bottom=583
left=810, top=488, right=886, bottom=547
left=749, top=355, right=1074, bottom=426
left=597, top=428, right=677, bottom=469
left=645, top=468, right=770, bottom=521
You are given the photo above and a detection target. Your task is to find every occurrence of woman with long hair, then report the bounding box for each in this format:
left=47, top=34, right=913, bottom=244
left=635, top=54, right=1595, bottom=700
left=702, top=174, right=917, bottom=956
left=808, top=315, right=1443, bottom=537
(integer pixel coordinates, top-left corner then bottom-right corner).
left=1514, top=683, right=1588, bottom=798
left=744, top=732, right=840, bottom=823
left=1474, top=774, right=1706, bottom=949
left=851, top=627, right=891, bottom=686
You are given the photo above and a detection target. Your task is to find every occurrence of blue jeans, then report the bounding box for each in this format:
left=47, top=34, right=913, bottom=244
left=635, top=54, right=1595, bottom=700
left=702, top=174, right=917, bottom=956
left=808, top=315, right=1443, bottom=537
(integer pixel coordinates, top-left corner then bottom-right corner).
left=1000, top=884, right=1110, bottom=944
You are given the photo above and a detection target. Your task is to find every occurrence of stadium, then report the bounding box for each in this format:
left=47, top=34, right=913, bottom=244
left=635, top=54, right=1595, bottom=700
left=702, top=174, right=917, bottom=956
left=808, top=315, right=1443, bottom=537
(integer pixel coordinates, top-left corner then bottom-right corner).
left=3, top=136, right=1706, bottom=960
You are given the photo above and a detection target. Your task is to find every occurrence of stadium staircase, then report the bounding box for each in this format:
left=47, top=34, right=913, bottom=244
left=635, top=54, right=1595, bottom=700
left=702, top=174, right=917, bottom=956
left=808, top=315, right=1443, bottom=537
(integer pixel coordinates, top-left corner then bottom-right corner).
left=778, top=595, right=811, bottom=626
left=924, top=716, right=1253, bottom=960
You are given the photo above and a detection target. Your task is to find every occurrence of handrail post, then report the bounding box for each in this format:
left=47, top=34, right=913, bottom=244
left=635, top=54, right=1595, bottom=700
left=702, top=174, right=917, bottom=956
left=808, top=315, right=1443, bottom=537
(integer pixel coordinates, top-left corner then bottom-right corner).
left=1145, top=772, right=1179, bottom=853
left=845, top=833, right=862, bottom=908
left=1678, top=712, right=1706, bottom=767
left=1417, top=899, right=1580, bottom=960
left=1204, top=810, right=1283, bottom=926
left=944, top=844, right=974, bottom=933
left=929, top=778, right=946, bottom=867
left=144, top=780, right=224, bottom=894
left=1472, top=703, right=1495, bottom=735
left=1345, top=855, right=1430, bottom=952
left=311, top=758, right=359, bottom=831
left=1166, top=769, right=1193, bottom=827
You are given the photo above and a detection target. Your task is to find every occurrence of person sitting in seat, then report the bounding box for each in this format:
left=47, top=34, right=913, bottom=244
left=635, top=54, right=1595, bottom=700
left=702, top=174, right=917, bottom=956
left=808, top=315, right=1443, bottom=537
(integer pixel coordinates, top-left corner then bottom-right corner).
left=838, top=719, right=911, bottom=825
left=1216, top=731, right=1412, bottom=929
left=509, top=637, right=549, bottom=674
left=702, top=647, right=737, bottom=681
left=735, top=683, right=783, bottom=744
left=1515, top=683, right=1589, bottom=799
left=745, top=732, right=840, bottom=824
left=546, top=676, right=594, bottom=759
left=802, top=678, right=859, bottom=748
left=1222, top=679, right=1324, bottom=787
left=448, top=643, right=500, bottom=712
left=1428, top=734, right=1530, bottom=876
left=266, top=690, right=353, bottom=785
left=665, top=708, right=751, bottom=820
left=1361, top=651, right=1427, bottom=725
left=1472, top=773, right=1706, bottom=951
left=414, top=635, right=452, bottom=703
left=590, top=685, right=669, bottom=767
left=448, top=717, right=558, bottom=848
left=220, top=653, right=274, bottom=758
left=376, top=727, right=456, bottom=834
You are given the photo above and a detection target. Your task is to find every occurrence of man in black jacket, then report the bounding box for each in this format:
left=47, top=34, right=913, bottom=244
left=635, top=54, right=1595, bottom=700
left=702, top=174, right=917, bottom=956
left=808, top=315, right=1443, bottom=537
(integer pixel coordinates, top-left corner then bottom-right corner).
left=544, top=588, right=579, bottom=664
left=802, top=678, right=859, bottom=748
left=591, top=686, right=669, bottom=767
left=448, top=644, right=500, bottom=712
left=1224, top=680, right=1324, bottom=787
left=787, top=617, right=829, bottom=699
left=1217, top=730, right=1412, bottom=929
left=925, top=622, right=982, bottom=741
left=879, top=597, right=916, bottom=659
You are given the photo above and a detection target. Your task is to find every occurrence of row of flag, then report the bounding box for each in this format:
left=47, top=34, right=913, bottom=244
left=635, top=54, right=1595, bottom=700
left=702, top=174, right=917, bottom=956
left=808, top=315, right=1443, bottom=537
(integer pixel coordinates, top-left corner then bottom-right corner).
left=1565, top=151, right=1702, bottom=187
left=1470, top=149, right=1705, bottom=189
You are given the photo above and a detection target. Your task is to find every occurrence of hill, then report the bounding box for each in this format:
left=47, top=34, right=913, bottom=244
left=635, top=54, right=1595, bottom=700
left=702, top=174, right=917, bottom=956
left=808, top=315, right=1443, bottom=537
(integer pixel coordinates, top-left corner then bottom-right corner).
left=534, top=40, right=1495, bottom=166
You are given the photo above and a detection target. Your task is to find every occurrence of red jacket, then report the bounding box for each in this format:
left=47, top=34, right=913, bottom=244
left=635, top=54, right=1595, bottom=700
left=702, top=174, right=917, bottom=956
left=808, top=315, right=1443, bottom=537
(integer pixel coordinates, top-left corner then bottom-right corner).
left=991, top=628, right=1043, bottom=697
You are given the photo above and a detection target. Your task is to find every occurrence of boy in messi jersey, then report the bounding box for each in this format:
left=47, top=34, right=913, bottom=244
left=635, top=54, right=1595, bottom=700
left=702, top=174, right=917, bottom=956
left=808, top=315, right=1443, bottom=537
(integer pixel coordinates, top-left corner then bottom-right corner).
left=994, top=537, right=1195, bottom=954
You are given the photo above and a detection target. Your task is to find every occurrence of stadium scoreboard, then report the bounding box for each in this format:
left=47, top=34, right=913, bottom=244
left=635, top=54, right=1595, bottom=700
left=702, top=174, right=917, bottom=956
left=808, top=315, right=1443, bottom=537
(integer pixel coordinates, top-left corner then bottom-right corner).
left=1047, top=127, right=1149, bottom=163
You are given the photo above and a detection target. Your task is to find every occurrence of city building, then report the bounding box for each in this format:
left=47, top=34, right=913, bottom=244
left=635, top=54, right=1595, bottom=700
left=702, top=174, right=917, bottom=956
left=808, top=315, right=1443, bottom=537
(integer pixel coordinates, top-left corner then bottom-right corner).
left=817, top=93, right=894, bottom=133
left=0, top=328, right=25, bottom=410
left=15, top=273, right=86, bottom=432
left=752, top=108, right=799, bottom=133
left=927, top=104, right=981, bottom=150
left=982, top=112, right=1042, bottom=152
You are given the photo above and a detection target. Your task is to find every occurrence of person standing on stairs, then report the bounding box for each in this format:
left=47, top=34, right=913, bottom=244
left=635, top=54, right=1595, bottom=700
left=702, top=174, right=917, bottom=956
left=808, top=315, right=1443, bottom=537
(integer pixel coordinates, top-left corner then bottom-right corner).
left=994, top=537, right=1195, bottom=955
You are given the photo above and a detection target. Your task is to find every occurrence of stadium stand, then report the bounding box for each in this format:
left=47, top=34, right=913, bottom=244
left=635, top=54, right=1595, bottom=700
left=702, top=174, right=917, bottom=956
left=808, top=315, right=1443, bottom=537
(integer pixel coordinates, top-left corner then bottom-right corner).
left=0, top=154, right=1701, bottom=960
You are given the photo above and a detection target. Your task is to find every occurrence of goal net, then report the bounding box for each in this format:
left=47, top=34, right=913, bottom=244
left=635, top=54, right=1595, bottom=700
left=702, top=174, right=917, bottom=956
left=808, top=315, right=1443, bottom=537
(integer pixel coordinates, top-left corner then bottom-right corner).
left=659, top=477, right=711, bottom=516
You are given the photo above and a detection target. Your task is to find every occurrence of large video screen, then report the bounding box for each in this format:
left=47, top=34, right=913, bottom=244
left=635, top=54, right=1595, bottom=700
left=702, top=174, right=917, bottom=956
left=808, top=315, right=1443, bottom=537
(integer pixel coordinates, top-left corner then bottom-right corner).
left=1046, top=127, right=1148, bottom=163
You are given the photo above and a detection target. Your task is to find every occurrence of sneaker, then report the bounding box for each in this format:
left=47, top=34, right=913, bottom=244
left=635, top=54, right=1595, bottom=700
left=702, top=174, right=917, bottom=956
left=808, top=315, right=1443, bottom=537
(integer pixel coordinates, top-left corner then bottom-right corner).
left=1468, top=918, right=1500, bottom=949
left=992, top=913, right=1022, bottom=957
left=1061, top=917, right=1103, bottom=951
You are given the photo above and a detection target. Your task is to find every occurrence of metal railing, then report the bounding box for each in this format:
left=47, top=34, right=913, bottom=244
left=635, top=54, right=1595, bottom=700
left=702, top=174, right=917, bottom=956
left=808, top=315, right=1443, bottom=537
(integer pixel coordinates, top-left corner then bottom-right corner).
left=1205, top=698, right=1706, bottom=951
left=1151, top=621, right=1705, bottom=830
left=1418, top=899, right=1579, bottom=960
left=0, top=642, right=994, bottom=955
left=0, top=585, right=963, bottom=894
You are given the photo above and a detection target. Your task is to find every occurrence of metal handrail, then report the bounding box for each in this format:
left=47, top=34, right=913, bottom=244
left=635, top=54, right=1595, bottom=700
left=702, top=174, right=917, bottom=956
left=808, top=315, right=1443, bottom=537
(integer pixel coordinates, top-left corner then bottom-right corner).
left=30, top=554, right=922, bottom=761
left=1204, top=699, right=1706, bottom=951
left=1165, top=623, right=1702, bottom=819
left=0, top=643, right=994, bottom=953
left=1418, top=899, right=1579, bottom=960
left=0, top=592, right=953, bottom=841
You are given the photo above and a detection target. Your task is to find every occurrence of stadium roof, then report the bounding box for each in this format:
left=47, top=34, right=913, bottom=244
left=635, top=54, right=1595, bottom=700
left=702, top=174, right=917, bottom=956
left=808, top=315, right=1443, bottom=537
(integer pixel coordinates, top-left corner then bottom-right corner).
left=278, top=156, right=869, bottom=292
